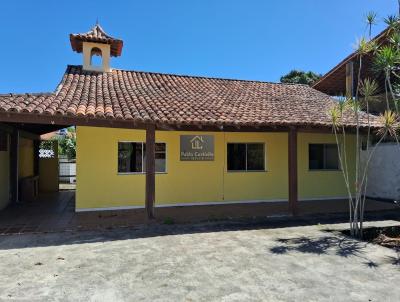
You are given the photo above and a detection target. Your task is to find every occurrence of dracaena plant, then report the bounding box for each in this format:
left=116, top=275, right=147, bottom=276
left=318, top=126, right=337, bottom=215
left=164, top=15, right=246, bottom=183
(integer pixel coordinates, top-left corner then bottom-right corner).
left=330, top=80, right=398, bottom=238
left=373, top=45, right=400, bottom=112
left=328, top=14, right=400, bottom=237
left=366, top=11, right=377, bottom=39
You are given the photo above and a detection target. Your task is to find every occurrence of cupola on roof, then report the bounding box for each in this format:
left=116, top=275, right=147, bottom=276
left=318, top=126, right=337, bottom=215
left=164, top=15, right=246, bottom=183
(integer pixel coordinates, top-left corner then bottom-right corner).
left=69, top=23, right=123, bottom=57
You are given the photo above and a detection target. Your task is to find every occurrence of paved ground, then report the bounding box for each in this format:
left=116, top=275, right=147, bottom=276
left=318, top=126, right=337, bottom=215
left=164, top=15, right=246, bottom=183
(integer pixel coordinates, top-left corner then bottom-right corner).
left=0, top=220, right=399, bottom=302
left=1, top=191, right=398, bottom=236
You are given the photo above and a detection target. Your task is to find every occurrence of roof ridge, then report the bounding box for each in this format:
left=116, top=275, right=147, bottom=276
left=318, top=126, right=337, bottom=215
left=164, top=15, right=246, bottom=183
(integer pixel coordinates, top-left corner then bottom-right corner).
left=66, top=64, right=310, bottom=87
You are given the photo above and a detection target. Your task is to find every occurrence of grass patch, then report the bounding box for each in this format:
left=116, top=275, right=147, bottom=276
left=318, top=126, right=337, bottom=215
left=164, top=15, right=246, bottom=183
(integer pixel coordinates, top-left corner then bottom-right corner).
left=163, top=217, right=175, bottom=225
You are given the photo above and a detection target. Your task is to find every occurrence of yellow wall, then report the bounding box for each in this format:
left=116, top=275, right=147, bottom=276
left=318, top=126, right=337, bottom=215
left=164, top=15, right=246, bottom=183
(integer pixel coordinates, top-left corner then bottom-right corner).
left=76, top=127, right=356, bottom=210
left=223, top=132, right=288, bottom=201
left=18, top=138, right=34, bottom=179
left=76, top=127, right=289, bottom=209
left=0, top=134, right=10, bottom=210
left=39, top=143, right=59, bottom=192
left=298, top=133, right=356, bottom=199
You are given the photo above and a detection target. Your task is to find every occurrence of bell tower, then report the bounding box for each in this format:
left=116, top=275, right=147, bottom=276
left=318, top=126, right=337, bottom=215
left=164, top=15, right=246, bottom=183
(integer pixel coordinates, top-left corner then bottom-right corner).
left=70, top=23, right=123, bottom=72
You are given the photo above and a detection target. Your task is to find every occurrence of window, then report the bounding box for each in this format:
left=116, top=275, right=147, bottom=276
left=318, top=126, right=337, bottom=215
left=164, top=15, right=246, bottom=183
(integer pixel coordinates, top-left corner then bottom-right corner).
left=227, top=143, right=265, bottom=171
left=309, top=144, right=339, bottom=170
left=118, top=142, right=166, bottom=173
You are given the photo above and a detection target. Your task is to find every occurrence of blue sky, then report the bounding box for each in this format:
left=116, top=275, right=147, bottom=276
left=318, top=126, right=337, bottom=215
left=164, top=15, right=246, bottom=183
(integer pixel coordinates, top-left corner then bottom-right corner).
left=0, top=0, right=397, bottom=93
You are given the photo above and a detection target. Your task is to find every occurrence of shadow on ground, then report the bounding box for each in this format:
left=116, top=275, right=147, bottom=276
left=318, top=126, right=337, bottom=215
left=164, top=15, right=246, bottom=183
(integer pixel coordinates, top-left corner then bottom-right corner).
left=270, top=235, right=366, bottom=257
left=269, top=231, right=400, bottom=269
left=0, top=210, right=399, bottom=251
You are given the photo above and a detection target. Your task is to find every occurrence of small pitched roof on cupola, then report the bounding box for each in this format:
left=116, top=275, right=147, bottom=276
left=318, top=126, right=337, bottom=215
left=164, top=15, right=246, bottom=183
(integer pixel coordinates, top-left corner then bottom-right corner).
left=69, top=23, right=123, bottom=57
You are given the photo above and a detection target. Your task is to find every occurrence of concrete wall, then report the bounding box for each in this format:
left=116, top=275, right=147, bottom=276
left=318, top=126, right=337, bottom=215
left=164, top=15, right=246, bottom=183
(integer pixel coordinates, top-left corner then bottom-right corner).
left=361, top=143, right=400, bottom=200
left=76, top=127, right=356, bottom=210
left=0, top=133, right=10, bottom=210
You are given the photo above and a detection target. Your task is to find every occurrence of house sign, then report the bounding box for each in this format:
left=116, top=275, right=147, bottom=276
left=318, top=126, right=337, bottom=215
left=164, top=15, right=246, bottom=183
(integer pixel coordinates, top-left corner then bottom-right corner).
left=180, top=135, right=214, bottom=161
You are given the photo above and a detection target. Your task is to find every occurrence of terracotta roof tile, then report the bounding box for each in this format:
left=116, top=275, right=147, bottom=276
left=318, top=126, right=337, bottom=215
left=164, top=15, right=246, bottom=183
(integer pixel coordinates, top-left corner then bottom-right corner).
left=0, top=65, right=380, bottom=129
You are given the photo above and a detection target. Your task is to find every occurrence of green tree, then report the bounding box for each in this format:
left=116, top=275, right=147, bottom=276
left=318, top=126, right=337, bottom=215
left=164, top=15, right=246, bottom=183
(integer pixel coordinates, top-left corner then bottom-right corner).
left=280, top=70, right=321, bottom=86
left=58, top=127, right=76, bottom=160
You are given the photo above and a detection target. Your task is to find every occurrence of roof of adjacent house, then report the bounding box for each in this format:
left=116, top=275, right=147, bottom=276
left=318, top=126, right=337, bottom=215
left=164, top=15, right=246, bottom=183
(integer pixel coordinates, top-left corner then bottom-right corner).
left=0, top=65, right=380, bottom=130
left=312, top=27, right=390, bottom=95
left=70, top=24, right=123, bottom=57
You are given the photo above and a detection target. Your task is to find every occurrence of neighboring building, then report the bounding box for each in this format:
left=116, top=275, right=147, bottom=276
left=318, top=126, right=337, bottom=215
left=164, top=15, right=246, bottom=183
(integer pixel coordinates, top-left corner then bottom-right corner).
left=312, top=27, right=389, bottom=101
left=313, top=26, right=400, bottom=201
left=0, top=24, right=383, bottom=217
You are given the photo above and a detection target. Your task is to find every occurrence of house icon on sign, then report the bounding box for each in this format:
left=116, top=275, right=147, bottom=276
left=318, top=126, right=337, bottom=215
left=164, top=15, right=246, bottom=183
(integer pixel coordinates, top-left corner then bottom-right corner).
left=190, top=136, right=204, bottom=150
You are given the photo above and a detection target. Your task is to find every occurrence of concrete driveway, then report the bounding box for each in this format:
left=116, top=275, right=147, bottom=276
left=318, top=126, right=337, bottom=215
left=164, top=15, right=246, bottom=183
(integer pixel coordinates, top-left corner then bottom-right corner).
left=0, top=220, right=399, bottom=302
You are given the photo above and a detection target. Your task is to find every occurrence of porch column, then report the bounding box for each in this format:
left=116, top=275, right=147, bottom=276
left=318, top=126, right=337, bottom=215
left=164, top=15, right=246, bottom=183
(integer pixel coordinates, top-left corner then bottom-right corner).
left=145, top=124, right=156, bottom=219
left=9, top=129, right=19, bottom=204
left=345, top=61, right=354, bottom=98
left=33, top=140, right=40, bottom=176
left=288, top=127, right=298, bottom=215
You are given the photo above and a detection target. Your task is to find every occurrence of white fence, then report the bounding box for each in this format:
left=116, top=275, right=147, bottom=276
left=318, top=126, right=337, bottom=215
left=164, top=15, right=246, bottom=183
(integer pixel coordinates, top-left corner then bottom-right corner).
left=59, top=155, right=76, bottom=184
left=361, top=142, right=400, bottom=201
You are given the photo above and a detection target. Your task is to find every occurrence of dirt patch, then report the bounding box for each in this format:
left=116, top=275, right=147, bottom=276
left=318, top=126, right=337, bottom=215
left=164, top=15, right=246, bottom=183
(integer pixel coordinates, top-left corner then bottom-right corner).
left=343, top=225, right=400, bottom=250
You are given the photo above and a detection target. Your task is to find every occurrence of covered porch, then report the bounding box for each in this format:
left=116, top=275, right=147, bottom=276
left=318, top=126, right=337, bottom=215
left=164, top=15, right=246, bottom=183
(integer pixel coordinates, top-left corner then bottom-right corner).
left=0, top=113, right=303, bottom=219
left=0, top=121, right=68, bottom=210
left=0, top=191, right=75, bottom=234
left=1, top=118, right=398, bottom=231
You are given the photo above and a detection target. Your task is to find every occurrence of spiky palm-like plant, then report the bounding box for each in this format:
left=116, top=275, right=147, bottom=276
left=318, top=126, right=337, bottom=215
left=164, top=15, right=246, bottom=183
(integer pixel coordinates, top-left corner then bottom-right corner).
left=388, top=31, right=400, bottom=49
left=330, top=17, right=400, bottom=237
left=330, top=79, right=397, bottom=238
left=328, top=8, right=400, bottom=238
left=366, top=11, right=377, bottom=39
left=385, top=15, right=400, bottom=31
left=373, top=45, right=400, bottom=112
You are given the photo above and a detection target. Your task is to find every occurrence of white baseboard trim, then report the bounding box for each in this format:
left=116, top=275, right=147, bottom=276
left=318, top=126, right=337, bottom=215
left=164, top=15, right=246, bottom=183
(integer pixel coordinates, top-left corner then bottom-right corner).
left=155, top=199, right=288, bottom=208
left=76, top=205, right=145, bottom=212
left=75, top=196, right=350, bottom=212
left=299, top=196, right=349, bottom=201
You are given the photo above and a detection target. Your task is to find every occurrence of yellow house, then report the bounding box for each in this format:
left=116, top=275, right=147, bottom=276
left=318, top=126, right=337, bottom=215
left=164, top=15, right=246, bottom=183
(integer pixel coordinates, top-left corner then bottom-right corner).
left=0, top=24, right=379, bottom=218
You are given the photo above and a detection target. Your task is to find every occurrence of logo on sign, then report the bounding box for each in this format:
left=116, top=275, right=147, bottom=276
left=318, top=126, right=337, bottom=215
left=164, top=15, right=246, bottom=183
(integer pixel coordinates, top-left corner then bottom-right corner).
left=190, top=136, right=204, bottom=150
left=180, top=135, right=214, bottom=161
